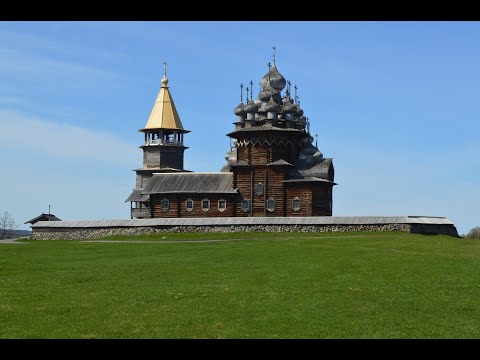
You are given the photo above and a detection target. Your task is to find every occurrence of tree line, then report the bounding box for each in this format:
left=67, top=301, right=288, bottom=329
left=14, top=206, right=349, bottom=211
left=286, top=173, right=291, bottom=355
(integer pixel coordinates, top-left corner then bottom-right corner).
left=464, top=226, right=480, bottom=239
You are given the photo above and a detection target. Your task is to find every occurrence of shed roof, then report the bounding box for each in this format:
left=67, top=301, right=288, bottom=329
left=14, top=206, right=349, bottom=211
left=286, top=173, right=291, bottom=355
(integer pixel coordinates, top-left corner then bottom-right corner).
left=125, top=190, right=151, bottom=202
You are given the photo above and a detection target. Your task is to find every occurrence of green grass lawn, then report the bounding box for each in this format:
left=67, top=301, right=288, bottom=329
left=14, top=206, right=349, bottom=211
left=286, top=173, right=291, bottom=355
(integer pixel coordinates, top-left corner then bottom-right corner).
left=1, top=231, right=479, bottom=338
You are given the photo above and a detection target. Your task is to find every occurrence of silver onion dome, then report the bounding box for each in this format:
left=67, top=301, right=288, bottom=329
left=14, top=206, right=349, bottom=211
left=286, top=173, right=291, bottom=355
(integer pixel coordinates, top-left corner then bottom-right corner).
left=234, top=102, right=245, bottom=116
left=260, top=64, right=286, bottom=91
left=244, top=99, right=258, bottom=113
left=296, top=104, right=304, bottom=117
left=282, top=95, right=296, bottom=113
left=265, top=96, right=281, bottom=113
left=258, top=81, right=281, bottom=102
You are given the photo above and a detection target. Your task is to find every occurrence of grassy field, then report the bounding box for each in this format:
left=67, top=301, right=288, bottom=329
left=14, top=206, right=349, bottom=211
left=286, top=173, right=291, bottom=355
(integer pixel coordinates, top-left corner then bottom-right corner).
left=1, top=231, right=479, bottom=338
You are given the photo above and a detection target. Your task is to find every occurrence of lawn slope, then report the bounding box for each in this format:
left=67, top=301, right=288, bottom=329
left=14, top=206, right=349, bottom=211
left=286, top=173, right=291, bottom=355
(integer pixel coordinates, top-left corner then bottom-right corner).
left=0, top=231, right=478, bottom=338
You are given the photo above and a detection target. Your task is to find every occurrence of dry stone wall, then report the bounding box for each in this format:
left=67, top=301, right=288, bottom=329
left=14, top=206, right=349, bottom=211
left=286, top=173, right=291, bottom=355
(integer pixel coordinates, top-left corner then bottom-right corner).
left=30, top=223, right=458, bottom=240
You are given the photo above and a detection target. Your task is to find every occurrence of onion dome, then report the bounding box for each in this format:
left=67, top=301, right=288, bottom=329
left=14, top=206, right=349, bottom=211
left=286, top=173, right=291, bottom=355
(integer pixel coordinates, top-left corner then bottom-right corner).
left=296, top=104, right=304, bottom=117
left=282, top=95, right=296, bottom=113
left=258, top=81, right=280, bottom=102
left=244, top=99, right=258, bottom=113
left=283, top=93, right=293, bottom=104
left=234, top=102, right=245, bottom=116
left=161, top=74, right=168, bottom=87
left=265, top=96, right=281, bottom=113
left=260, top=64, right=286, bottom=91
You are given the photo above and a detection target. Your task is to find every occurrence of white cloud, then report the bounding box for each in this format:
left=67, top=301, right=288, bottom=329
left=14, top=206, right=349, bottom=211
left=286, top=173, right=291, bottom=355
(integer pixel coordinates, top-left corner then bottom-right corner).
left=0, top=110, right=139, bottom=229
left=0, top=109, right=137, bottom=166
left=0, top=47, right=117, bottom=83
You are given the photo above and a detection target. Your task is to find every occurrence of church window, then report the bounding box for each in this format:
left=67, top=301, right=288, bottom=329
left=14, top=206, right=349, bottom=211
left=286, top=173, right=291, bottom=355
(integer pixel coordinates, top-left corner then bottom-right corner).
left=161, top=198, right=169, bottom=212
left=266, top=198, right=276, bottom=212
left=201, top=199, right=210, bottom=211
left=255, top=182, right=264, bottom=196
left=185, top=198, right=194, bottom=212
left=241, top=199, right=250, bottom=212
left=292, top=197, right=301, bottom=212
left=218, top=199, right=227, bottom=212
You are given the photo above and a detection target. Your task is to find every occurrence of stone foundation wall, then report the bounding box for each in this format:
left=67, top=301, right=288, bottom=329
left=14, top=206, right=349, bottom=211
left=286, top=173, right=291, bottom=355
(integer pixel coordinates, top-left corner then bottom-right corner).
left=30, top=222, right=459, bottom=240
left=410, top=223, right=459, bottom=237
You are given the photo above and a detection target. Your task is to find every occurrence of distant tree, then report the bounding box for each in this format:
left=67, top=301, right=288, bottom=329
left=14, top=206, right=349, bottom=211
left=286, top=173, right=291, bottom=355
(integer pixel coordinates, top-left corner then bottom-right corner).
left=465, top=226, right=480, bottom=239
left=0, top=211, right=16, bottom=239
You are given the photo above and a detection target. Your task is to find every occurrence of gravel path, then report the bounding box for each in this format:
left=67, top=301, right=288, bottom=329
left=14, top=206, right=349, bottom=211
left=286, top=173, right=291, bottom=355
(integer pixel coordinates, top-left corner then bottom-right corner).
left=80, top=235, right=368, bottom=244
left=0, top=235, right=368, bottom=244
left=0, top=237, right=30, bottom=244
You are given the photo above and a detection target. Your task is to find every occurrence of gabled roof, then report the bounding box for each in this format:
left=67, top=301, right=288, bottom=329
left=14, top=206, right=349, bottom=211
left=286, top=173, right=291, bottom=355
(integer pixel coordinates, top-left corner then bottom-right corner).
left=142, top=172, right=237, bottom=194
left=141, top=72, right=187, bottom=132
left=25, top=213, right=61, bottom=225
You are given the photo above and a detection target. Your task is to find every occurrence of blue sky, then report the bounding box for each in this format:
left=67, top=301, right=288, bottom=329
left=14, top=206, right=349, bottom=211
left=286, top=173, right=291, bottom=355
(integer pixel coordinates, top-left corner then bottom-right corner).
left=0, top=21, right=478, bottom=234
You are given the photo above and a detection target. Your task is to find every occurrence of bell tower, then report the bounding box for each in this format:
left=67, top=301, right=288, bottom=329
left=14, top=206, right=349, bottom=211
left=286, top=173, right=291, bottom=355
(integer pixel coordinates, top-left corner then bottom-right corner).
left=138, top=62, right=189, bottom=177
left=126, top=63, right=190, bottom=218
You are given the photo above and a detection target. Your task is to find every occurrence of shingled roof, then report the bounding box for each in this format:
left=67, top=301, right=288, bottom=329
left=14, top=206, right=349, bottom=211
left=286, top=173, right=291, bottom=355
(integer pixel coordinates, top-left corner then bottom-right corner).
left=142, top=173, right=237, bottom=194
left=282, top=177, right=336, bottom=184
left=140, top=69, right=188, bottom=132
left=125, top=189, right=150, bottom=202
left=267, top=159, right=293, bottom=166
left=25, top=213, right=61, bottom=225
left=227, top=124, right=302, bottom=137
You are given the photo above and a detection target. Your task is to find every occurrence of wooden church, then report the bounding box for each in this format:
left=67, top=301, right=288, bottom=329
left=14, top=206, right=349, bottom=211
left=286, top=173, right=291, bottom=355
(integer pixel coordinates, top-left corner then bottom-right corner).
left=126, top=55, right=336, bottom=218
